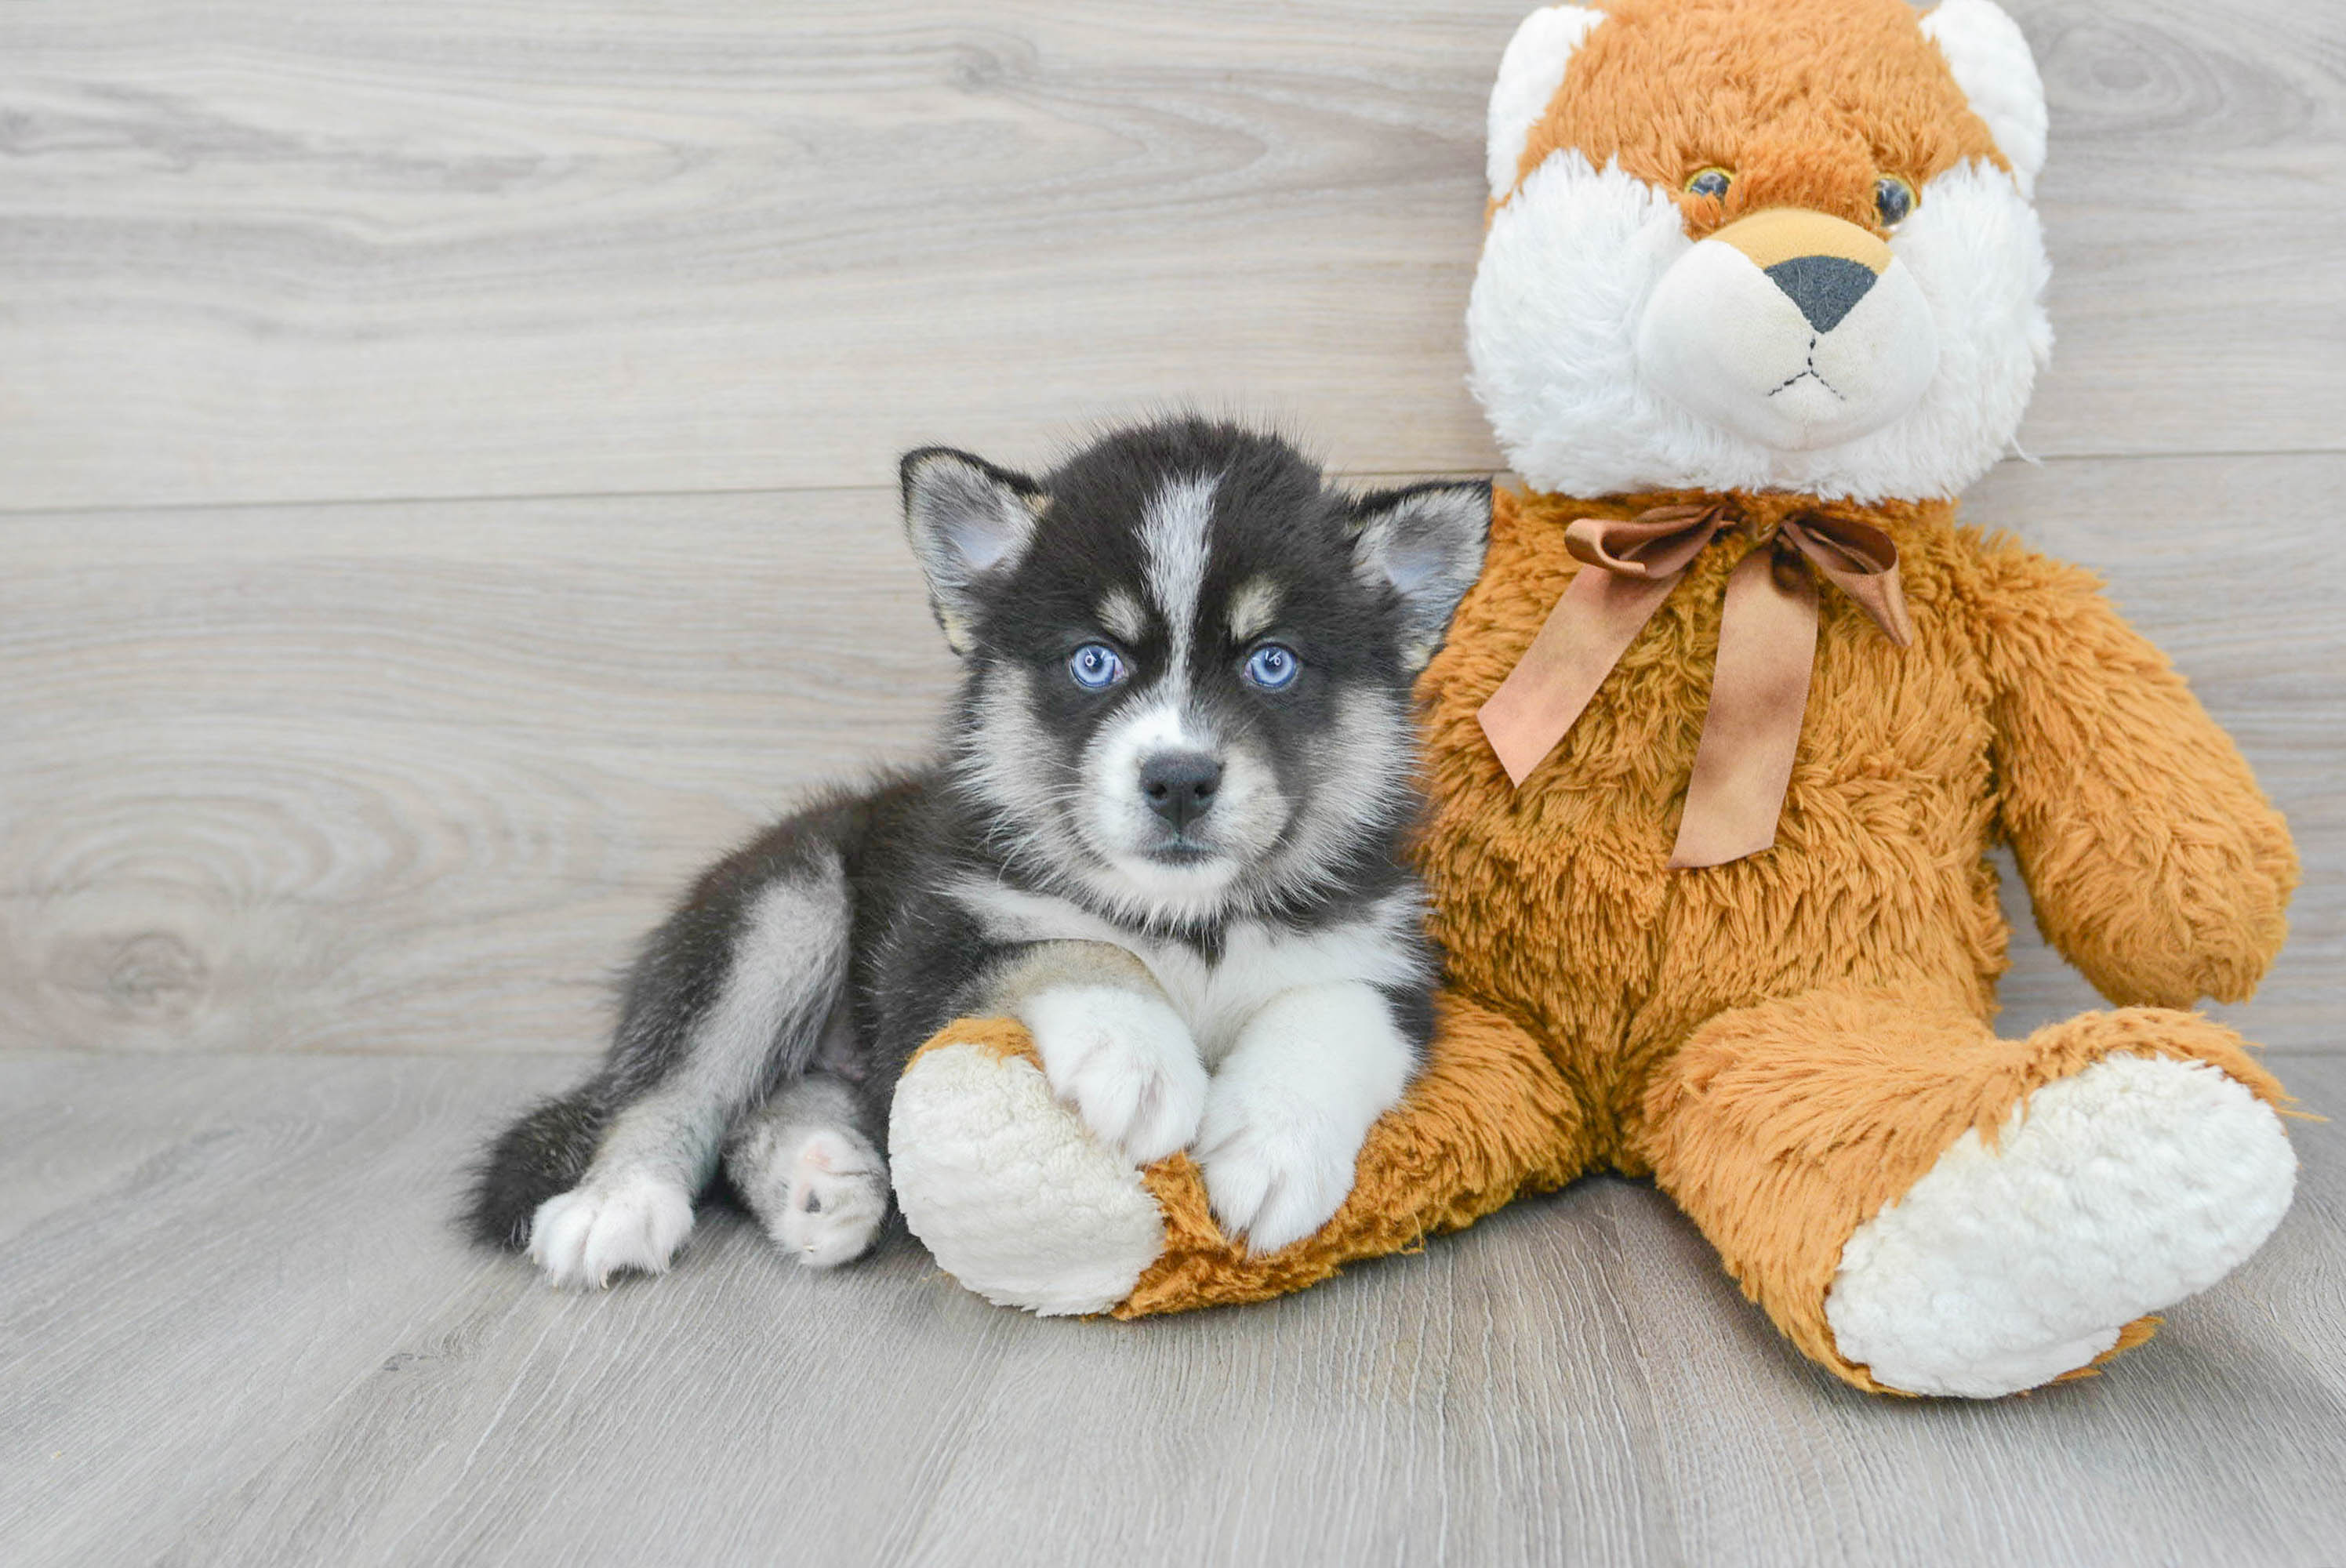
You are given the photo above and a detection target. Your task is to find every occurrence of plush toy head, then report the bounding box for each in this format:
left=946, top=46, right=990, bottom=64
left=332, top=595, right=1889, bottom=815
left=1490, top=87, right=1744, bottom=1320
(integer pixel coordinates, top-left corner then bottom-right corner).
left=1467, top=0, right=2051, bottom=502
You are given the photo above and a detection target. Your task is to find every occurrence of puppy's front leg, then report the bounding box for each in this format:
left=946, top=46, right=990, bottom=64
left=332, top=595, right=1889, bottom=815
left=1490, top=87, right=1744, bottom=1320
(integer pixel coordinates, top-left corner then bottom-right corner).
left=1196, top=982, right=1416, bottom=1254
left=986, top=943, right=1207, bottom=1167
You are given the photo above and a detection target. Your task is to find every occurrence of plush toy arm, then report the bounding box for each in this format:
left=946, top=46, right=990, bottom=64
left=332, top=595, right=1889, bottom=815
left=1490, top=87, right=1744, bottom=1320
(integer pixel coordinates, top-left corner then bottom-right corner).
left=1970, top=538, right=2297, bottom=1008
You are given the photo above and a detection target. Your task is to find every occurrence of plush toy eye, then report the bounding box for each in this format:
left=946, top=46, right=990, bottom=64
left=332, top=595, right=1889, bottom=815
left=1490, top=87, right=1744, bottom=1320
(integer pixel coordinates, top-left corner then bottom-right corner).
left=1685, top=167, right=1733, bottom=200
left=1243, top=644, right=1299, bottom=691
left=1068, top=642, right=1126, bottom=691
left=1874, top=174, right=1917, bottom=228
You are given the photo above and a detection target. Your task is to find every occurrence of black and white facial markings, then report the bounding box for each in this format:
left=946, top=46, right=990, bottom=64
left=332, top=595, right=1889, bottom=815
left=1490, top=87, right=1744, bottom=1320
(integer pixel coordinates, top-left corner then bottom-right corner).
left=906, top=422, right=1491, bottom=931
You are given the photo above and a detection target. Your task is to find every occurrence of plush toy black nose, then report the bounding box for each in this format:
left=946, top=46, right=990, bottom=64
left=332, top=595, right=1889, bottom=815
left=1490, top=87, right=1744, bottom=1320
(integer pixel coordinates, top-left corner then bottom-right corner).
left=1765, top=254, right=1879, bottom=334
left=1140, top=752, right=1222, bottom=830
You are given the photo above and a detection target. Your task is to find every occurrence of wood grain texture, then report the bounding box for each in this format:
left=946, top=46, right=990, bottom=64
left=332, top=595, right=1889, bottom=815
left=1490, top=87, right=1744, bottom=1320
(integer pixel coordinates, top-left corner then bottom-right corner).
left=2, top=1049, right=2341, bottom=1566
left=5, top=453, right=2336, bottom=1058
left=0, top=0, right=2340, bottom=512
left=0, top=486, right=958, bottom=1055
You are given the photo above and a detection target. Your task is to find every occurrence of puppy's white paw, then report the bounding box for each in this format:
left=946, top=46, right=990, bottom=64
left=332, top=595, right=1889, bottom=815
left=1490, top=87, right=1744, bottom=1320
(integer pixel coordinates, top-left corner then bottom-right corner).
left=1025, top=985, right=1208, bottom=1166
left=527, top=1172, right=695, bottom=1289
left=1194, top=1076, right=1360, bottom=1255
left=761, top=1127, right=889, bottom=1269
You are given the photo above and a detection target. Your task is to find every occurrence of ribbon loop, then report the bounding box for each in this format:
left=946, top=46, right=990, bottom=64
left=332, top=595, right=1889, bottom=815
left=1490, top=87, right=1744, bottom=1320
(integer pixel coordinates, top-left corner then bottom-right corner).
left=1476, top=501, right=1912, bottom=868
left=1563, top=504, right=1727, bottom=579
left=1777, top=515, right=1914, bottom=648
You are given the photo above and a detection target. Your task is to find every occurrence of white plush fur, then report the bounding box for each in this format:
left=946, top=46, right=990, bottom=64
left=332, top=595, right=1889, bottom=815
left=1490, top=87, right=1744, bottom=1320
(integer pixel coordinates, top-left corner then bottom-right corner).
left=1485, top=5, right=1606, bottom=200
left=1635, top=237, right=1940, bottom=452
left=1467, top=151, right=2050, bottom=502
left=1923, top=0, right=2049, bottom=198
left=1019, top=982, right=1210, bottom=1166
left=1825, top=1054, right=2297, bottom=1398
left=890, top=1041, right=1166, bottom=1316
left=1466, top=0, right=2055, bottom=505
left=1193, top=982, right=1415, bottom=1254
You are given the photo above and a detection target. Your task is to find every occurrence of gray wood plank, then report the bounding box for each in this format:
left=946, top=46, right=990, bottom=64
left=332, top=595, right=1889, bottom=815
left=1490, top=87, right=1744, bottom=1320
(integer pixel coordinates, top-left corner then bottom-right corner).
left=2, top=1050, right=2341, bottom=1566
left=0, top=1054, right=581, bottom=1566
left=5, top=452, right=2335, bottom=1059
left=1597, top=1142, right=2346, bottom=1568
left=0, top=488, right=959, bottom=1057
left=0, top=0, right=2339, bottom=512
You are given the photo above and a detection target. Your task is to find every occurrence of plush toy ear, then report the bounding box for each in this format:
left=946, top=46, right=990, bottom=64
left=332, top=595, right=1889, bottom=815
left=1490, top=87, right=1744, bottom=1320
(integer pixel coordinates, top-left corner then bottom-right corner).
left=1349, top=481, right=1492, bottom=671
left=1486, top=5, right=1606, bottom=202
left=1922, top=0, right=2048, bottom=198
left=901, top=447, right=1044, bottom=656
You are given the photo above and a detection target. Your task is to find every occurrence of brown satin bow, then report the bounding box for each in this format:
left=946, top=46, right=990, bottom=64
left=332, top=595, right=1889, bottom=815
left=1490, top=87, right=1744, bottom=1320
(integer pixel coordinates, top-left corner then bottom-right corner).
left=1476, top=503, right=1914, bottom=869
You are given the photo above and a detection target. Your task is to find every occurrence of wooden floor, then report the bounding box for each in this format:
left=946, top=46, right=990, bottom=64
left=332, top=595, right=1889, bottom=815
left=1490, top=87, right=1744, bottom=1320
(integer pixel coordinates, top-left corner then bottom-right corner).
left=2, top=1050, right=2341, bottom=1566
left=3, top=1, right=2344, bottom=1563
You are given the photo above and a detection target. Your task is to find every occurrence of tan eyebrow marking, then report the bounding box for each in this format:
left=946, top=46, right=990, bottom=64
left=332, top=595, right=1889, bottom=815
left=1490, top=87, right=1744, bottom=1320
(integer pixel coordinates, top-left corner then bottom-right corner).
left=1099, top=588, right=1148, bottom=644
left=1227, top=577, right=1283, bottom=642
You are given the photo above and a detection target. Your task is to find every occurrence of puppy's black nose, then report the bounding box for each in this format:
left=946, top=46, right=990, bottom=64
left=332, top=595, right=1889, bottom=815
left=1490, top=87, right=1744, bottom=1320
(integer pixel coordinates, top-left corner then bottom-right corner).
left=1764, top=253, right=1878, bottom=334
left=1140, top=752, right=1222, bottom=830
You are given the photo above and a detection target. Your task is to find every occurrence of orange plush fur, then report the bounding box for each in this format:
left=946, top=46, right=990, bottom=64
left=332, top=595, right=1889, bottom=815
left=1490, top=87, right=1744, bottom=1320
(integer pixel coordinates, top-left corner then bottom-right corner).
left=902, top=0, right=2297, bottom=1392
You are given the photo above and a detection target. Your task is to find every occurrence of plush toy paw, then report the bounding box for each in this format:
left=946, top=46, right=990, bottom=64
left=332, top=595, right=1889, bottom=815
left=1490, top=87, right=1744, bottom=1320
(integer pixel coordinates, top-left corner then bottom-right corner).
left=891, top=1033, right=1166, bottom=1315
left=733, top=1123, right=889, bottom=1269
left=1194, top=1074, right=1360, bottom=1255
left=1825, top=1054, right=2296, bottom=1397
left=1025, top=985, right=1208, bottom=1166
left=527, top=1172, right=695, bottom=1289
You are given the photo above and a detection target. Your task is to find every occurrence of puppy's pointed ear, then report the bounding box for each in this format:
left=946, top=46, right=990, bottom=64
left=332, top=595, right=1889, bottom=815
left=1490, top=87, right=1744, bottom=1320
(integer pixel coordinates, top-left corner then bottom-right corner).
left=901, top=447, right=1045, bottom=656
left=1349, top=481, right=1491, bottom=672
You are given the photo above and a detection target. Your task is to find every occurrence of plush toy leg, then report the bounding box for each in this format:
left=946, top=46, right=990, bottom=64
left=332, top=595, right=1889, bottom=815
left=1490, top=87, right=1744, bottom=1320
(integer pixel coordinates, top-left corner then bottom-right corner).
left=889, top=1018, right=1168, bottom=1316
left=1639, top=990, right=2296, bottom=1398
left=891, top=994, right=1594, bottom=1317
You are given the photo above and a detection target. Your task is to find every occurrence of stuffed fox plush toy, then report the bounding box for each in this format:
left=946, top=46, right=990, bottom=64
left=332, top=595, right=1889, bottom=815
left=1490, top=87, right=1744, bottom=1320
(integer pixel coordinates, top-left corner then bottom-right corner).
left=885, top=0, right=2301, bottom=1397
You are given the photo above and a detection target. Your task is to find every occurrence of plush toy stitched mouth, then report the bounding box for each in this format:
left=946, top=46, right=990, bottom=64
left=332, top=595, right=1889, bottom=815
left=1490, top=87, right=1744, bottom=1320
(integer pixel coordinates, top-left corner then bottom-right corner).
left=1634, top=206, right=1941, bottom=453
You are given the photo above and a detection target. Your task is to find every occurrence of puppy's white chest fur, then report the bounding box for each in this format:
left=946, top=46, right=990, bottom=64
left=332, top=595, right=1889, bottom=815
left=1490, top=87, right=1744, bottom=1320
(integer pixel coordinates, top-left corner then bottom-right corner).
left=953, top=882, right=1426, bottom=1062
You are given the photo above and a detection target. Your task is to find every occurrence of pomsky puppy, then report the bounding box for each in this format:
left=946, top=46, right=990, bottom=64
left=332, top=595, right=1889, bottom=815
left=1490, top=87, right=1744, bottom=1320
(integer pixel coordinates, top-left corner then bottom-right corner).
left=467, top=418, right=1491, bottom=1286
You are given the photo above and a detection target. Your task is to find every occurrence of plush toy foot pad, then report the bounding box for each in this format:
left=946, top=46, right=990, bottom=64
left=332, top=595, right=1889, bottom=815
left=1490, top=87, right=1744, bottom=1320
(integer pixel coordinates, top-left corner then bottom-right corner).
left=891, top=1034, right=1165, bottom=1315
left=1825, top=1054, right=2295, bottom=1397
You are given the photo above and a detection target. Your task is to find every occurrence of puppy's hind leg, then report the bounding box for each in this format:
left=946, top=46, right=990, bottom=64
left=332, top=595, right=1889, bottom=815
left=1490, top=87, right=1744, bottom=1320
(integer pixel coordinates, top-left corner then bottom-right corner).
left=523, top=840, right=852, bottom=1288
left=726, top=1074, right=890, bottom=1269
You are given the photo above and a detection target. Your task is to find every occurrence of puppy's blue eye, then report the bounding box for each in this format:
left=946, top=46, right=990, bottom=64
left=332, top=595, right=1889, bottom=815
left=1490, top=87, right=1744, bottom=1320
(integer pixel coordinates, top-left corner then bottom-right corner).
left=1068, top=643, right=1125, bottom=691
left=1244, top=644, right=1299, bottom=690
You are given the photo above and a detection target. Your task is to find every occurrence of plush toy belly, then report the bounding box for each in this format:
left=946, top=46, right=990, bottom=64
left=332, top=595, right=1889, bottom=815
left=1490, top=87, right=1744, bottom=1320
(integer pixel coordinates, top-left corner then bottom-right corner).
left=1418, top=490, right=2010, bottom=1161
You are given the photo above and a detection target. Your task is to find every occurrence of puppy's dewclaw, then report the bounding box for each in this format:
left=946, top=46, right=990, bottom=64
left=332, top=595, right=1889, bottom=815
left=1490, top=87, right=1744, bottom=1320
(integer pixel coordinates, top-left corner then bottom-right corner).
left=466, top=419, right=1487, bottom=1295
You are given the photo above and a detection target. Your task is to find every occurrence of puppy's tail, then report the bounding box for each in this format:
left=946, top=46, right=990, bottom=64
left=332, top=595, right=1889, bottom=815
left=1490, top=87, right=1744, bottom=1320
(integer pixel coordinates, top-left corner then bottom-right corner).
left=464, top=1080, right=615, bottom=1250
left=464, top=800, right=871, bottom=1254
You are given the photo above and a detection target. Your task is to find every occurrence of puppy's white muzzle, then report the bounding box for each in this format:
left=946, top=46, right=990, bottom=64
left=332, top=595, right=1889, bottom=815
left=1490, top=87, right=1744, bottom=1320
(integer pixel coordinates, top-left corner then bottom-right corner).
left=1636, top=208, right=1937, bottom=453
